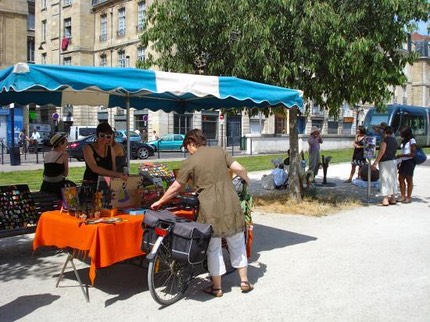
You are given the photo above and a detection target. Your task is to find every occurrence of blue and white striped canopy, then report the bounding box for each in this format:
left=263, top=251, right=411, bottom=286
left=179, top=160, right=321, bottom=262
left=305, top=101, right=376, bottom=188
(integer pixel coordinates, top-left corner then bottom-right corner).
left=0, top=63, right=303, bottom=112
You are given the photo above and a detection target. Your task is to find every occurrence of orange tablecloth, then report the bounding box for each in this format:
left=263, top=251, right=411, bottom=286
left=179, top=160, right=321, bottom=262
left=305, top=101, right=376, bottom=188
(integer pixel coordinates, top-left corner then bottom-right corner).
left=33, top=210, right=145, bottom=285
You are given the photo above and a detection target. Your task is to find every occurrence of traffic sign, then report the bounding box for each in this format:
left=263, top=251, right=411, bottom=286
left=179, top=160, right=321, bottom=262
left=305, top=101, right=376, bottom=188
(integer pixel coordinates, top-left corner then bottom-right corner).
left=52, top=112, right=59, bottom=120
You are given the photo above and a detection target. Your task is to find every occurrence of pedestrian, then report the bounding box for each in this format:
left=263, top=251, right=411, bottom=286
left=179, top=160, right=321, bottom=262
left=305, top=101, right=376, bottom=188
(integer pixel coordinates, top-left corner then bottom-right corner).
left=396, top=125, right=417, bottom=203
left=308, top=126, right=323, bottom=180
left=18, top=129, right=28, bottom=154
left=345, top=126, right=367, bottom=182
left=83, top=122, right=128, bottom=186
left=40, top=133, right=75, bottom=199
left=371, top=126, right=398, bottom=206
left=30, top=128, right=41, bottom=152
left=152, top=130, right=159, bottom=141
left=151, top=129, right=253, bottom=297
left=141, top=129, right=148, bottom=143
left=373, top=122, right=388, bottom=136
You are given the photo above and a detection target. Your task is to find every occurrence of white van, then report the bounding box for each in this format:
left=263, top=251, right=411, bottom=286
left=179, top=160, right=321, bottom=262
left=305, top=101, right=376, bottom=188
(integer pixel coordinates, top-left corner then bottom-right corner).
left=67, top=126, right=97, bottom=142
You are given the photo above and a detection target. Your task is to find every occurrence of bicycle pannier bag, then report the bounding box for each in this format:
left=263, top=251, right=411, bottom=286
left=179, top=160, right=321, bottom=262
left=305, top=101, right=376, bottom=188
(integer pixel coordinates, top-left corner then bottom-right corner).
left=141, top=210, right=177, bottom=253
left=414, top=146, right=427, bottom=165
left=141, top=210, right=212, bottom=265
left=172, top=220, right=212, bottom=265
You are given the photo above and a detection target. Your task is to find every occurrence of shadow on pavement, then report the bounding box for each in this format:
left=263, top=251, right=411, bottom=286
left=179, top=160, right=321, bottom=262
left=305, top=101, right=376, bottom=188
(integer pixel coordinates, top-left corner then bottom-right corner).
left=0, top=235, right=65, bottom=283
left=0, top=293, right=60, bottom=321
left=55, top=260, right=148, bottom=307
left=251, top=222, right=317, bottom=256
left=0, top=222, right=317, bottom=308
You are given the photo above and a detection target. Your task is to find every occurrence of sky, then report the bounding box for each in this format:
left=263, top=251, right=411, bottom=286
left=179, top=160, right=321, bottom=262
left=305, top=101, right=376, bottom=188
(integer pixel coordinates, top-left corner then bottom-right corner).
left=417, top=21, right=429, bottom=35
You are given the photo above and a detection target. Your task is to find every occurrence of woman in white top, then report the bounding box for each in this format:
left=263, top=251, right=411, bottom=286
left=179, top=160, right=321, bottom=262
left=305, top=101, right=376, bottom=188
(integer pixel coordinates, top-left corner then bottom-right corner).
left=396, top=126, right=417, bottom=203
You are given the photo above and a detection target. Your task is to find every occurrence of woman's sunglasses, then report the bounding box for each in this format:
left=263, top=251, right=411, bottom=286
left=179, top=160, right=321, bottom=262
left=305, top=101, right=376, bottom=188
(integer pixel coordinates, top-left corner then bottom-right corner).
left=98, top=133, right=112, bottom=139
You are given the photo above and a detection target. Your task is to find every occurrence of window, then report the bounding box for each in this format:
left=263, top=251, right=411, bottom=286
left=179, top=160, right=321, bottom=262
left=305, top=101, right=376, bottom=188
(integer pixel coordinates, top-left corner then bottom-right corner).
left=392, top=86, right=397, bottom=104
left=100, top=54, right=107, bottom=67
left=100, top=14, right=107, bottom=42
left=63, top=57, right=72, bottom=66
left=201, top=114, right=217, bottom=139
left=41, top=0, right=47, bottom=10
left=402, top=85, right=407, bottom=104
left=275, top=114, right=287, bottom=134
left=118, top=50, right=126, bottom=67
left=174, top=114, right=193, bottom=134
left=41, top=20, right=47, bottom=42
left=28, top=13, right=35, bottom=31
left=27, top=37, right=35, bottom=63
left=137, top=47, right=145, bottom=62
left=64, top=18, right=72, bottom=39
left=399, top=111, right=426, bottom=135
left=137, top=1, right=146, bottom=31
left=117, top=8, right=126, bottom=37
left=63, top=0, right=72, bottom=6
left=415, top=40, right=429, bottom=57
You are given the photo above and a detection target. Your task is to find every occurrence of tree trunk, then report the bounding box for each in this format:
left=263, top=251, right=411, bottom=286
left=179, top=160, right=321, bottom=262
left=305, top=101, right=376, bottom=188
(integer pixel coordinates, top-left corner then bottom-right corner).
left=288, top=107, right=303, bottom=201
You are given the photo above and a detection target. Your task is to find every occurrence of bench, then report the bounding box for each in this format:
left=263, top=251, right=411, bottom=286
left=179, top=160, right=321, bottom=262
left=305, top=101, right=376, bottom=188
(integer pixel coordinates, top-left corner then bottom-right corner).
left=0, top=185, right=61, bottom=238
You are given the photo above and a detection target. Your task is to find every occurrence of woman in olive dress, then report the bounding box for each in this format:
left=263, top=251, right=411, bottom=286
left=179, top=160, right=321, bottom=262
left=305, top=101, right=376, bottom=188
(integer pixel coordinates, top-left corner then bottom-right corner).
left=151, top=129, right=253, bottom=297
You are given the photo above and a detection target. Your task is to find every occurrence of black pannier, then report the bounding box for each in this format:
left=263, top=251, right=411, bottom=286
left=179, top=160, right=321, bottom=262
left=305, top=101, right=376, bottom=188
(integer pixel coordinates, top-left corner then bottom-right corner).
left=141, top=210, right=176, bottom=253
left=142, top=210, right=212, bottom=265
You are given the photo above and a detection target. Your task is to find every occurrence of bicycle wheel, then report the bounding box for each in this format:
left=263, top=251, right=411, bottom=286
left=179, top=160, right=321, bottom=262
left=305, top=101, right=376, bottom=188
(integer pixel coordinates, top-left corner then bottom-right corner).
left=147, top=241, right=193, bottom=306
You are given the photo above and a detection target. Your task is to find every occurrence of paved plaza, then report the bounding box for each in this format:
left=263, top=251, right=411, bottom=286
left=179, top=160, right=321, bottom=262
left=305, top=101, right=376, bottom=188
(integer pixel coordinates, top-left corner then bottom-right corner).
left=0, top=159, right=429, bottom=321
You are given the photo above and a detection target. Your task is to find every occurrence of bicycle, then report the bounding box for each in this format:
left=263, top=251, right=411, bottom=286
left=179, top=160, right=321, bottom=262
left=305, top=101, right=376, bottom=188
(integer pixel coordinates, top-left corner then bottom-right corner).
left=144, top=179, right=252, bottom=306
left=144, top=194, right=227, bottom=306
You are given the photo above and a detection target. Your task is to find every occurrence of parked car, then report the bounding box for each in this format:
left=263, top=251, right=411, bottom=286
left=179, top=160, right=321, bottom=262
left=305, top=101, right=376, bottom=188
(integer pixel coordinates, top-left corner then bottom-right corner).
left=147, top=134, right=186, bottom=152
left=67, top=135, right=154, bottom=161
left=114, top=130, right=142, bottom=144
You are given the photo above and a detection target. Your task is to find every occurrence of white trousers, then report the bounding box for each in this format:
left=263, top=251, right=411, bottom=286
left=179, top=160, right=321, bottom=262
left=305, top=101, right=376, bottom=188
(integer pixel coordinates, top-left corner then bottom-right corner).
left=207, top=232, right=248, bottom=276
left=380, top=159, right=398, bottom=197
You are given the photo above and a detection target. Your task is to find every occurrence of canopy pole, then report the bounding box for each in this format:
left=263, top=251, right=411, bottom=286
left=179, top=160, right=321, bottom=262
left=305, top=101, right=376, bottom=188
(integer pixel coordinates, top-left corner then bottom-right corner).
left=126, top=94, right=131, bottom=174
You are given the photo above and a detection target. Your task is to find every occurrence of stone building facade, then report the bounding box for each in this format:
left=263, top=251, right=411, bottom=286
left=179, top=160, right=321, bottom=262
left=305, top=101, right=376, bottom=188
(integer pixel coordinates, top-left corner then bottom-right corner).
left=1, top=1, right=429, bottom=145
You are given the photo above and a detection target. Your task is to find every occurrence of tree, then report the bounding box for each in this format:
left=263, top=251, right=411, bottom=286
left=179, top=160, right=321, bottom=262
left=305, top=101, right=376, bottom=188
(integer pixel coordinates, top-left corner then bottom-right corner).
left=140, top=0, right=429, bottom=201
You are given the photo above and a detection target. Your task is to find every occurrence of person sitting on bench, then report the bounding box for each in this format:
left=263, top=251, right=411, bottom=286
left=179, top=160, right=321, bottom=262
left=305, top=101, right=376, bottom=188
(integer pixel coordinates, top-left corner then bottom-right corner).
left=40, top=133, right=75, bottom=199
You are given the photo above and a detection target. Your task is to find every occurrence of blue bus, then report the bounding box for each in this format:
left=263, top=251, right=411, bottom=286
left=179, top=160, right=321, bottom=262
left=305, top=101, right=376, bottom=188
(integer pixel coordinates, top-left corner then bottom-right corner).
left=363, top=104, right=430, bottom=147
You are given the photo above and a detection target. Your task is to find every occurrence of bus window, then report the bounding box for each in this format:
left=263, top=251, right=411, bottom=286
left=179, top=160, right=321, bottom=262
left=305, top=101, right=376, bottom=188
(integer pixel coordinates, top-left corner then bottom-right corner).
left=363, top=109, right=389, bottom=135
left=399, top=111, right=425, bottom=135
left=391, top=111, right=401, bottom=132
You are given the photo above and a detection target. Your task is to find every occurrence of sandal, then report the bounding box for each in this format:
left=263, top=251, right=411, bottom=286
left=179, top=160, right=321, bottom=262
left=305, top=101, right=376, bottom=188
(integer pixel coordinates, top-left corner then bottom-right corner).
left=203, top=285, right=223, bottom=297
left=377, top=202, right=389, bottom=207
left=240, top=281, right=254, bottom=293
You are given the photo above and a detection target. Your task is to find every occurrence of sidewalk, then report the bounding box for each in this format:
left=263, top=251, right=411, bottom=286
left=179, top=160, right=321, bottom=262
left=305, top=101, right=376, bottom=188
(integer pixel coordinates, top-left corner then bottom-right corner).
left=0, top=146, right=248, bottom=172
left=0, top=150, right=183, bottom=172
left=0, top=161, right=429, bottom=321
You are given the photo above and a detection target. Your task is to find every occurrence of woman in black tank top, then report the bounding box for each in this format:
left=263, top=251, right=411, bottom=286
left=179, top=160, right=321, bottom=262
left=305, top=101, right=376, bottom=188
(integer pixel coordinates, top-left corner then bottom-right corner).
left=40, top=133, right=76, bottom=198
left=83, top=123, right=128, bottom=185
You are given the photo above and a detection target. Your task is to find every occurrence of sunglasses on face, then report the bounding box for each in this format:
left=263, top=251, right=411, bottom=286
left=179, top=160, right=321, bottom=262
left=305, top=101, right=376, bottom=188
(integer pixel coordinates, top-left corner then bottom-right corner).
left=98, top=133, right=112, bottom=139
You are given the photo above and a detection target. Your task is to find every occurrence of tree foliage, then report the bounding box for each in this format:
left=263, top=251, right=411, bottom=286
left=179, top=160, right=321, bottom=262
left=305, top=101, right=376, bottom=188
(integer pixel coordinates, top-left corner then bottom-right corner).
left=140, top=0, right=428, bottom=110
left=139, top=0, right=429, bottom=200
